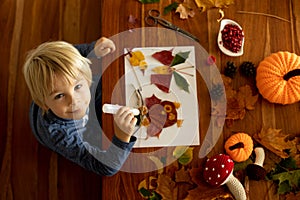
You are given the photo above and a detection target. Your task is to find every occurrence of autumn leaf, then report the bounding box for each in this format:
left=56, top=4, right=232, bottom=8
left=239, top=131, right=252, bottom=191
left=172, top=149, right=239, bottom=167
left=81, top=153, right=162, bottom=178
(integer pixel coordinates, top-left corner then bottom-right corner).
left=156, top=174, right=178, bottom=200
left=194, top=0, right=235, bottom=12
left=253, top=127, right=297, bottom=159
left=175, top=4, right=195, bottom=19
left=163, top=2, right=179, bottom=15
left=237, top=85, right=258, bottom=110
left=152, top=49, right=174, bottom=66
left=173, top=146, right=194, bottom=165
left=173, top=71, right=190, bottom=92
left=152, top=65, right=172, bottom=74
left=271, top=169, right=300, bottom=194
left=170, top=51, right=190, bottom=66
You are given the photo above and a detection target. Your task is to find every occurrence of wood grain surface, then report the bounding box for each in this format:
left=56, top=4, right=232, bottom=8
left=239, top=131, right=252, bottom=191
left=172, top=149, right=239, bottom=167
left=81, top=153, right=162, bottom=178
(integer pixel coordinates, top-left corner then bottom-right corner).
left=100, top=0, right=300, bottom=200
left=0, top=0, right=103, bottom=199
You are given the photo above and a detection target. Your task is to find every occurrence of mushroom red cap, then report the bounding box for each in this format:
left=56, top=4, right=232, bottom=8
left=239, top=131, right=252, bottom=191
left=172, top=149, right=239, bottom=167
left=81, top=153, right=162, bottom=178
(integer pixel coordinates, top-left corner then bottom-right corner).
left=203, top=154, right=234, bottom=187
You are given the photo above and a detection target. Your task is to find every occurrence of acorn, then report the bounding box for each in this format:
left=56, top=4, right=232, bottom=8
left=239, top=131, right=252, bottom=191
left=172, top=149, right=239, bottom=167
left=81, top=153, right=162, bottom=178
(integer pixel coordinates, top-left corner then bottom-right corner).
left=240, top=61, right=256, bottom=77
left=224, top=61, right=237, bottom=78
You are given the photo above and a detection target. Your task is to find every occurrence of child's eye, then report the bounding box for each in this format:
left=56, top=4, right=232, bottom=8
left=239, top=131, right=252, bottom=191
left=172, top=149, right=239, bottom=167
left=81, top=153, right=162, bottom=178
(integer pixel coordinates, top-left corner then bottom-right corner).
left=75, top=84, right=82, bottom=90
left=54, top=94, right=64, bottom=100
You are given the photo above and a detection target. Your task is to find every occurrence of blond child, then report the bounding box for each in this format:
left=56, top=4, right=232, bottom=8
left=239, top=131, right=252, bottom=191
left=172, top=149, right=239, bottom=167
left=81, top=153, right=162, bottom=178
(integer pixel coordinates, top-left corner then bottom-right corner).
left=23, top=37, right=137, bottom=176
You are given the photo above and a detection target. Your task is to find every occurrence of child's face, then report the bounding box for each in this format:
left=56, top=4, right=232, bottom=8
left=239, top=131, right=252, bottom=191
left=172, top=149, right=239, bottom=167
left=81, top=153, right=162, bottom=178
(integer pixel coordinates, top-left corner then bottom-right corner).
left=44, top=73, right=91, bottom=120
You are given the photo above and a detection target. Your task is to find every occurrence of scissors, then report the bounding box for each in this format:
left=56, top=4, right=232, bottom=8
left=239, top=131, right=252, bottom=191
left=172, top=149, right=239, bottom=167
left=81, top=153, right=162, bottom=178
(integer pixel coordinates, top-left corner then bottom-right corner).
left=145, top=9, right=199, bottom=42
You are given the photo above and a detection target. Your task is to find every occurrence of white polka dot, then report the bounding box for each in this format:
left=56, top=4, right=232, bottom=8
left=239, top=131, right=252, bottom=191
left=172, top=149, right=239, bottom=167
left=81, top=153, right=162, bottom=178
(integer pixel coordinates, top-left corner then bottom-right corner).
left=216, top=182, right=218, bottom=185
left=213, top=158, right=217, bottom=161
left=209, top=177, right=211, bottom=180
left=226, top=170, right=228, bottom=174
left=217, top=174, right=220, bottom=178
left=228, top=159, right=231, bottom=162
left=212, top=168, right=215, bottom=171
left=221, top=164, right=225, bottom=168
left=205, top=167, right=208, bottom=171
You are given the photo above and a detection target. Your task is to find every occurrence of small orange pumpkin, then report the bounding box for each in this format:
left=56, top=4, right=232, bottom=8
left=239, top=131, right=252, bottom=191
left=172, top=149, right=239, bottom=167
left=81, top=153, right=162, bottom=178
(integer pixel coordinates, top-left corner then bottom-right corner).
left=224, top=133, right=253, bottom=162
left=256, top=51, right=300, bottom=105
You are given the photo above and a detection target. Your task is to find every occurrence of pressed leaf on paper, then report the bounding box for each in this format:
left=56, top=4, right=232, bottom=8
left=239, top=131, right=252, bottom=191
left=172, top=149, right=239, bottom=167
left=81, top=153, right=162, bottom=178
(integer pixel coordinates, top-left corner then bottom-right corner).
left=152, top=50, right=174, bottom=66
left=170, top=51, right=190, bottom=66
left=194, top=0, right=235, bottom=12
left=173, top=71, right=190, bottom=93
left=152, top=65, right=172, bottom=74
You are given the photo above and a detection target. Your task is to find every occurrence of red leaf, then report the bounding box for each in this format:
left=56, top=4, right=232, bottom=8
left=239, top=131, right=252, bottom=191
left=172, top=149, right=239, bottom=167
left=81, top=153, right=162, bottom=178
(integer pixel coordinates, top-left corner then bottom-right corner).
left=152, top=50, right=174, bottom=65
left=151, top=73, right=172, bottom=93
left=145, top=94, right=162, bottom=109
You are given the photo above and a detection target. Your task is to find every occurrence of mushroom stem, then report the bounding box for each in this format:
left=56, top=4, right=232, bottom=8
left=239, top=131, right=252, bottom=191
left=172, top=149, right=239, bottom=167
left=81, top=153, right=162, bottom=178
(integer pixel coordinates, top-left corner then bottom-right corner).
left=254, top=147, right=265, bottom=167
left=226, top=174, right=247, bottom=200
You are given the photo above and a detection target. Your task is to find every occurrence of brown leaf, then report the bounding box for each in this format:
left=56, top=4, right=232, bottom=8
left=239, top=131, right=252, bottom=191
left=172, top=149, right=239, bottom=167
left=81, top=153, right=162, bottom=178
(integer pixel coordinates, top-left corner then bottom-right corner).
left=253, top=127, right=297, bottom=158
left=237, top=85, right=258, bottom=110
left=175, top=167, right=193, bottom=184
left=156, top=174, right=178, bottom=200
left=194, top=0, right=235, bottom=12
left=176, top=4, right=195, bottom=19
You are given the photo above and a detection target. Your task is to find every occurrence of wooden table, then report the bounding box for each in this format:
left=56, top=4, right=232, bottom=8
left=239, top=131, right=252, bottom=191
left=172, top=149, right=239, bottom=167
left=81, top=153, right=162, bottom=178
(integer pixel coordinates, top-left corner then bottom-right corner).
left=100, top=0, right=300, bottom=199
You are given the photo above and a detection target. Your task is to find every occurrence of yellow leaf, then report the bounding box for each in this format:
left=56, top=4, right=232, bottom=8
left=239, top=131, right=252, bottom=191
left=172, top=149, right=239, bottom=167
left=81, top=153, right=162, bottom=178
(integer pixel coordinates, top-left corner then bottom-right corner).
left=152, top=65, right=172, bottom=74
left=132, top=50, right=145, bottom=61
left=173, top=146, right=194, bottom=165
left=194, top=0, right=234, bottom=12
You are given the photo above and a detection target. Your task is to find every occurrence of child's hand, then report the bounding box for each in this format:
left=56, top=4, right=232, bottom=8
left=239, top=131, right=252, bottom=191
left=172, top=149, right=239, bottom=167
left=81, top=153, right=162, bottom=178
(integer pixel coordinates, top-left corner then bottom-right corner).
left=113, top=107, right=137, bottom=143
left=94, top=37, right=116, bottom=58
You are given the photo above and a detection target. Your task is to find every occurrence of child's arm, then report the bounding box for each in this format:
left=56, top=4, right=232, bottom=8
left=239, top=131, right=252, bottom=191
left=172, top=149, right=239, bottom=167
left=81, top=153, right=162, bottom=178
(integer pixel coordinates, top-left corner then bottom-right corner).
left=74, top=37, right=115, bottom=58
left=94, top=37, right=116, bottom=58
left=113, top=107, right=138, bottom=143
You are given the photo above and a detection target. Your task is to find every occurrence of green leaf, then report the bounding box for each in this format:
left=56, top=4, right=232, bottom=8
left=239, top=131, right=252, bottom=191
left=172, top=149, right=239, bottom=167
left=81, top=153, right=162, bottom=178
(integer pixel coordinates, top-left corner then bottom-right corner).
left=234, top=158, right=253, bottom=172
left=138, top=0, right=160, bottom=3
left=270, top=169, right=300, bottom=194
left=173, top=71, right=190, bottom=93
left=163, top=2, right=179, bottom=15
left=170, top=51, right=190, bottom=66
left=139, top=187, right=152, bottom=197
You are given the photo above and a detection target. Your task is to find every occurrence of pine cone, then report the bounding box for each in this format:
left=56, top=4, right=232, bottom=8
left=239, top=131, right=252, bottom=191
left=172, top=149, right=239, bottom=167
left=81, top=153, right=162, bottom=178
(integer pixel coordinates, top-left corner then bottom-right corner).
left=240, top=61, right=256, bottom=77
left=224, top=61, right=237, bottom=78
left=210, top=84, right=224, bottom=101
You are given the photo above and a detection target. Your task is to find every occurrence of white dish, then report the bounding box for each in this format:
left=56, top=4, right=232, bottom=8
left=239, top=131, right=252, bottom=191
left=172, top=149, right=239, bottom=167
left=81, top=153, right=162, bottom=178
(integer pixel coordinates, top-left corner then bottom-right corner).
left=124, top=46, right=200, bottom=148
left=217, top=19, right=244, bottom=57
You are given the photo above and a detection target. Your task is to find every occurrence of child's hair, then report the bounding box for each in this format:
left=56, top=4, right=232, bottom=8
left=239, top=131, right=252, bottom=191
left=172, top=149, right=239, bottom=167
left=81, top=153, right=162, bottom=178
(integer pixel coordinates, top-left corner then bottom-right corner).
left=23, top=41, right=92, bottom=110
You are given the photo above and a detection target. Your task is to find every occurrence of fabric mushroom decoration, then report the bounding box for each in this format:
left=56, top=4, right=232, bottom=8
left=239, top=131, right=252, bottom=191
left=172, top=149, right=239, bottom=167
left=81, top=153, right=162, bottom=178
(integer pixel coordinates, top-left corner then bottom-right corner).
left=203, top=154, right=246, bottom=200
left=246, top=147, right=267, bottom=181
left=224, top=132, right=253, bottom=162
left=256, top=51, right=300, bottom=105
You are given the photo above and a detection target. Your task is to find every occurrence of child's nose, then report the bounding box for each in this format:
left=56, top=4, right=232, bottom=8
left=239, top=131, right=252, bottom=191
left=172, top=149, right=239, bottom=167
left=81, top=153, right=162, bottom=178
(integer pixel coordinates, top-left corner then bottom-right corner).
left=68, top=94, right=80, bottom=106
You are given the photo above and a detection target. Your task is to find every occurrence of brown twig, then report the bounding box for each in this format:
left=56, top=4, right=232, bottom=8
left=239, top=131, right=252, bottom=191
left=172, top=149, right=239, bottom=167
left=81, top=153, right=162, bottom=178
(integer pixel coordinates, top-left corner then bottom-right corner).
left=237, top=11, right=291, bottom=23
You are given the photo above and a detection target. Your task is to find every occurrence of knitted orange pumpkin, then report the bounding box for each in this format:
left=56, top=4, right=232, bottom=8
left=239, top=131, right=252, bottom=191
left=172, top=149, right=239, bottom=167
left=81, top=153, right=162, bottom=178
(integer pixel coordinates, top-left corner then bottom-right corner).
left=224, top=133, right=253, bottom=162
left=256, top=51, right=300, bottom=105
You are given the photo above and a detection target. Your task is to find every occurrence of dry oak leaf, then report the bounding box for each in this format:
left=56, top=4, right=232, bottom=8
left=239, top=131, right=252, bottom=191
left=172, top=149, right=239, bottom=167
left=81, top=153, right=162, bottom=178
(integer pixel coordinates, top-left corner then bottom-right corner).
left=194, top=0, right=235, bottom=12
left=237, top=85, right=258, bottom=110
left=156, top=174, right=178, bottom=200
left=176, top=4, right=195, bottom=19
left=253, top=127, right=297, bottom=159
left=175, top=167, right=193, bottom=184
